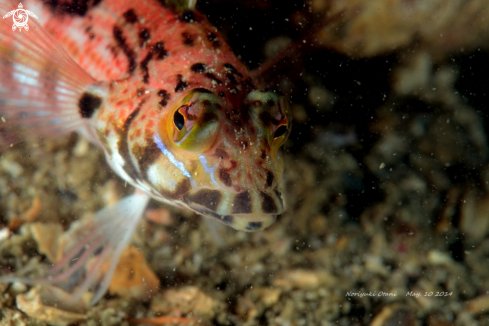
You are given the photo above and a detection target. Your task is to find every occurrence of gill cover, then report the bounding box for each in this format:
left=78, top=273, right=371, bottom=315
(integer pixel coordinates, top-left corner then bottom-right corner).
left=160, top=89, right=223, bottom=154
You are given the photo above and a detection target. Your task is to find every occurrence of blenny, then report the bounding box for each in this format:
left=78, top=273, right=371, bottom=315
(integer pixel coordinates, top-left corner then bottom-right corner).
left=0, top=0, right=291, bottom=303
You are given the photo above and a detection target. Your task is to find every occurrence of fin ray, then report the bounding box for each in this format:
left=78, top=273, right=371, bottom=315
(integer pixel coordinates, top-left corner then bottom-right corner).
left=0, top=193, right=150, bottom=305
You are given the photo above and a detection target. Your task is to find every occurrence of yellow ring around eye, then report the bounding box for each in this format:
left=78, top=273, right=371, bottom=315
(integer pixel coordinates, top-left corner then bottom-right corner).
left=162, top=90, right=223, bottom=154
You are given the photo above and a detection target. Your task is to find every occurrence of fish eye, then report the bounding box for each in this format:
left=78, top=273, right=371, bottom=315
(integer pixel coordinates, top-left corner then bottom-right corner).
left=173, top=108, right=186, bottom=130
left=246, top=90, right=291, bottom=148
left=274, top=125, right=288, bottom=139
left=161, top=89, right=223, bottom=154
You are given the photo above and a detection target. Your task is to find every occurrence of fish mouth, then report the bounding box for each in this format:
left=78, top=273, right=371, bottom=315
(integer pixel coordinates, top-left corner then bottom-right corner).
left=183, top=188, right=284, bottom=231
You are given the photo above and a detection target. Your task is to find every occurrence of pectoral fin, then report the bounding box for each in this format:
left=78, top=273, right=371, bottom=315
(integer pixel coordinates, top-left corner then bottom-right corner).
left=0, top=192, right=150, bottom=305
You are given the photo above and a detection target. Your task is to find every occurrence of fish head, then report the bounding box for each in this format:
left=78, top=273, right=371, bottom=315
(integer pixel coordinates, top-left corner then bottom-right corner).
left=153, top=88, right=291, bottom=231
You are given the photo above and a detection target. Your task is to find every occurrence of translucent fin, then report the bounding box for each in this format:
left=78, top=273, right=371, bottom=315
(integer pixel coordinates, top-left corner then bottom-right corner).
left=0, top=192, right=150, bottom=305
left=202, top=216, right=225, bottom=247
left=0, top=1, right=105, bottom=146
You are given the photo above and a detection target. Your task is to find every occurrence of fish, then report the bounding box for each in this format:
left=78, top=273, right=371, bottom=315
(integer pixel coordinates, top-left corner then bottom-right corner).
left=0, top=0, right=291, bottom=304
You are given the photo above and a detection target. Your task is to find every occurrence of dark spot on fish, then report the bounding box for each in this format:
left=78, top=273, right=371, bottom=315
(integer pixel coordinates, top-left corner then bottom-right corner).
left=246, top=221, right=263, bottom=231
left=136, top=88, right=146, bottom=97
left=185, top=189, right=222, bottom=211
left=149, top=42, right=168, bottom=59
left=45, top=0, right=102, bottom=17
left=158, top=89, right=170, bottom=107
left=139, top=28, right=150, bottom=47
left=155, top=0, right=171, bottom=9
left=206, top=32, right=220, bottom=47
left=201, top=209, right=222, bottom=220
left=274, top=188, right=281, bottom=199
left=181, top=10, right=195, bottom=23
left=132, top=140, right=161, bottom=175
left=234, top=119, right=243, bottom=128
left=158, top=89, right=168, bottom=97
left=175, top=75, right=188, bottom=92
left=113, top=26, right=136, bottom=74
left=261, top=150, right=267, bottom=159
left=182, top=32, right=196, bottom=46
left=214, top=149, right=229, bottom=159
left=123, top=9, right=138, bottom=24
left=205, top=73, right=222, bottom=85
left=266, top=171, right=274, bottom=188
left=78, top=92, right=102, bottom=118
left=223, top=63, right=243, bottom=77
left=200, top=111, right=218, bottom=126
left=84, top=26, right=95, bottom=39
left=226, top=73, right=238, bottom=85
left=118, top=102, right=144, bottom=180
left=260, top=111, right=273, bottom=126
left=219, top=169, right=232, bottom=187
left=158, top=100, right=168, bottom=108
left=175, top=180, right=191, bottom=198
left=232, top=191, right=252, bottom=214
left=140, top=52, right=153, bottom=84
left=191, top=63, right=207, bottom=73
left=160, top=179, right=191, bottom=200
left=260, top=191, right=277, bottom=214
left=222, top=215, right=234, bottom=225
left=267, top=99, right=276, bottom=107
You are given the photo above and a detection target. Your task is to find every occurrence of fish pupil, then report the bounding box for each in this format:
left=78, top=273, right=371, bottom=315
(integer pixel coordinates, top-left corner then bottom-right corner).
left=274, top=125, right=287, bottom=139
left=174, top=110, right=185, bottom=130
